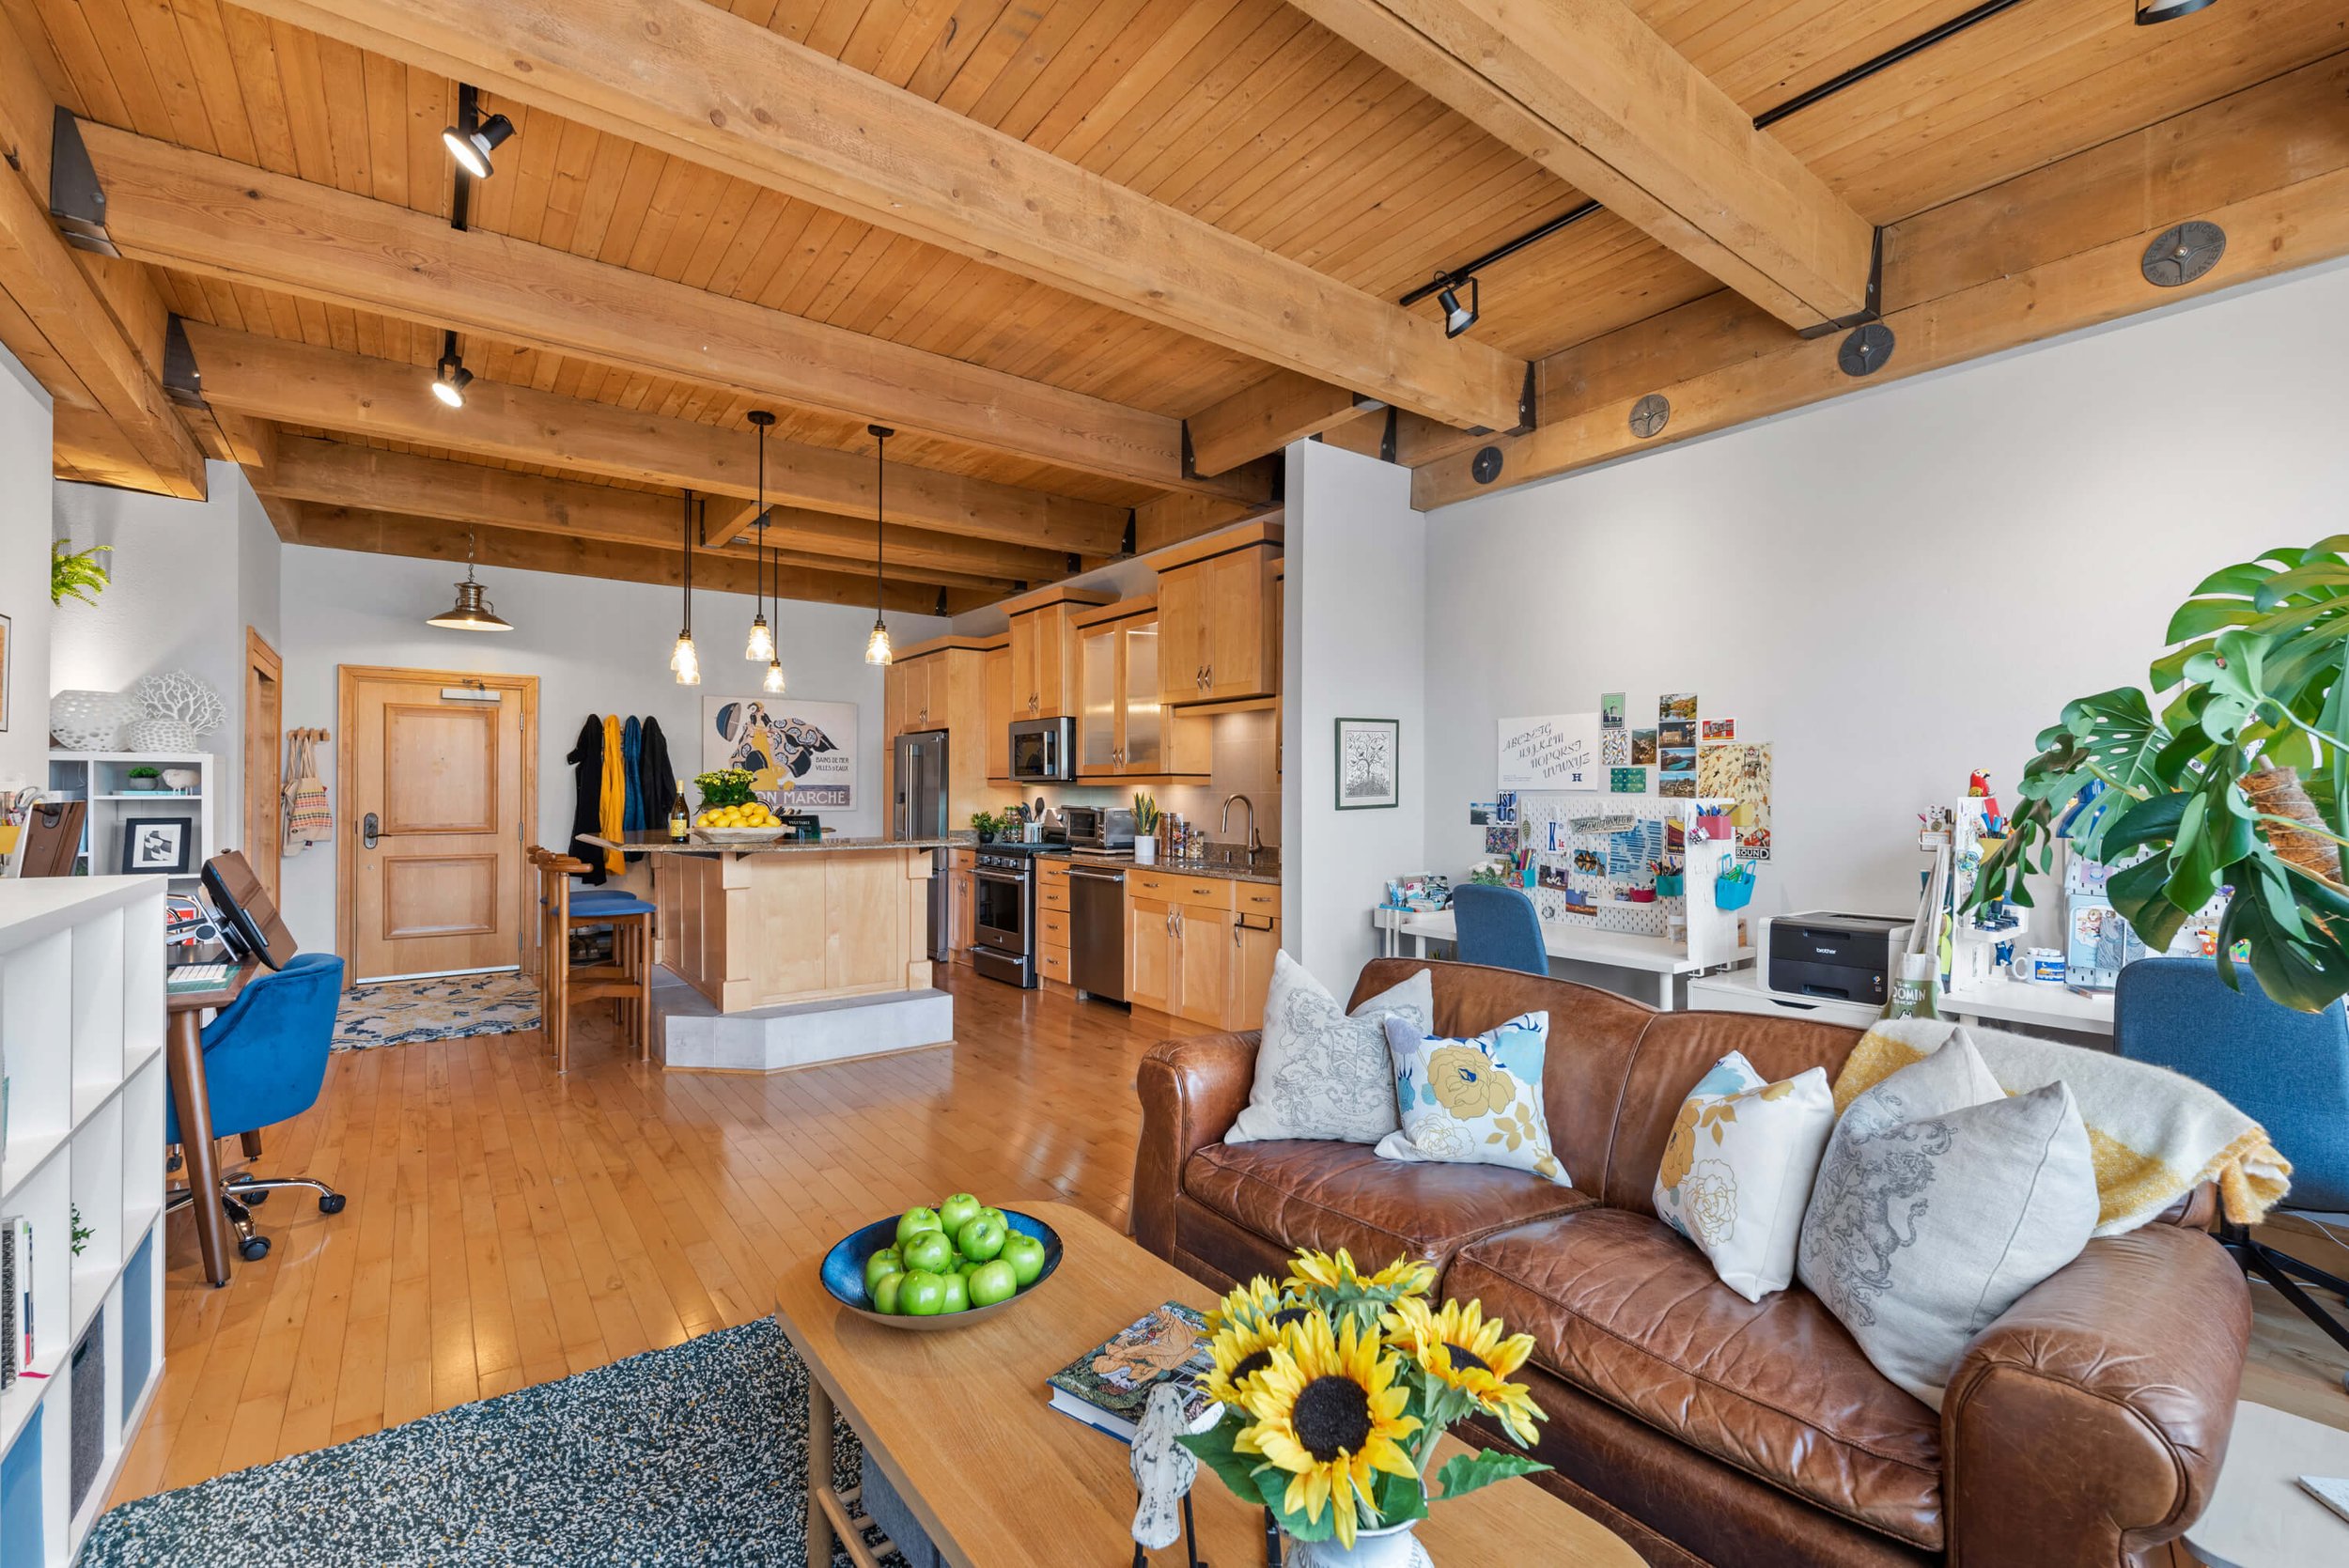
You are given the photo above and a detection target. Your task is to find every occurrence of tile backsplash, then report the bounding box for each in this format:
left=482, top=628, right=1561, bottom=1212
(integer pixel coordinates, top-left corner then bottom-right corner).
left=1025, top=708, right=1280, bottom=845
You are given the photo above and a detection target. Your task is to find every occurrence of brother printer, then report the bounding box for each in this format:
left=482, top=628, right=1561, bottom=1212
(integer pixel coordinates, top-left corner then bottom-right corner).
left=1760, top=911, right=1915, bottom=1009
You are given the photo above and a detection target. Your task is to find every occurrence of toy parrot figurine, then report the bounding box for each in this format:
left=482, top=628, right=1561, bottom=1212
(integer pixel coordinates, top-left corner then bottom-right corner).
left=1968, top=770, right=2003, bottom=833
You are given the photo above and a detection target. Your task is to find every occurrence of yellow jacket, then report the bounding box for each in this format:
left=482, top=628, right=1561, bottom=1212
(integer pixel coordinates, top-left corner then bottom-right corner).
left=599, top=714, right=626, bottom=875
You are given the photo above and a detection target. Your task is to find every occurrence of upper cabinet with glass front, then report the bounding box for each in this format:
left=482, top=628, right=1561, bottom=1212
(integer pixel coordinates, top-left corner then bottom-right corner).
left=1073, top=599, right=1206, bottom=780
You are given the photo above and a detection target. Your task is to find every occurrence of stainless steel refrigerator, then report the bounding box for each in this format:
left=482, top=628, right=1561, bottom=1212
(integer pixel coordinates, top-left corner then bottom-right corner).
left=894, top=729, right=951, bottom=962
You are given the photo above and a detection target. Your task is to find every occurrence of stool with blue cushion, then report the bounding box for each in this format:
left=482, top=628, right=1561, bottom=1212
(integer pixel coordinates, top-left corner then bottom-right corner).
left=1451, top=883, right=1549, bottom=976
left=164, top=951, right=350, bottom=1264
left=2115, top=955, right=2349, bottom=1389
left=531, top=848, right=653, bottom=1070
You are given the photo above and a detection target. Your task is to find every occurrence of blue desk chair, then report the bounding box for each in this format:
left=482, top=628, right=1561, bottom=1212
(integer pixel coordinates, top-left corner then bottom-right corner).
left=2115, top=955, right=2349, bottom=1384
left=1451, top=884, right=1549, bottom=976
left=164, top=952, right=349, bottom=1264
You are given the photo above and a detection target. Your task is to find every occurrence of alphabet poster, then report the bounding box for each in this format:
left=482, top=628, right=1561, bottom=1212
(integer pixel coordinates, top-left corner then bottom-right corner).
left=1498, top=713, right=1600, bottom=791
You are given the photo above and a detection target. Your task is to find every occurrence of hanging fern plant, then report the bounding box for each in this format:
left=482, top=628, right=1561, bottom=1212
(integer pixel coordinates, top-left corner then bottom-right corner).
left=51, top=538, right=112, bottom=606
left=1971, top=541, right=2349, bottom=1012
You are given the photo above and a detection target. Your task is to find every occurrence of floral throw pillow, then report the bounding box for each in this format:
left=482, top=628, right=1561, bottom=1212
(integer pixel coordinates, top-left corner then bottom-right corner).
left=1223, top=955, right=1436, bottom=1144
left=1374, top=1012, right=1570, bottom=1186
left=1653, top=1050, right=1837, bottom=1302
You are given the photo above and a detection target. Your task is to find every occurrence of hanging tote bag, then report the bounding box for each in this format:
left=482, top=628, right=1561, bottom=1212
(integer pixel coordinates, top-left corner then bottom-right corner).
left=284, top=732, right=333, bottom=854
left=1713, top=852, right=1756, bottom=910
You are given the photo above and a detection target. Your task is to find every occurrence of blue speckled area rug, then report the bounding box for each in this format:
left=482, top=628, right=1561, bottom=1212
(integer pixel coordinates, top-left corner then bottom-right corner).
left=83, top=1320, right=895, bottom=1567
left=332, top=971, right=541, bottom=1050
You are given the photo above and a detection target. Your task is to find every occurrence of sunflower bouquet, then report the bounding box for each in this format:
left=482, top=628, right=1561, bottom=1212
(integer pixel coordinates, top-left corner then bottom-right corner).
left=1179, top=1248, right=1549, bottom=1554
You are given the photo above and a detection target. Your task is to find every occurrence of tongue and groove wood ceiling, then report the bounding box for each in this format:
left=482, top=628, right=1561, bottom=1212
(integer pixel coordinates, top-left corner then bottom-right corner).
left=5, top=0, right=2344, bottom=609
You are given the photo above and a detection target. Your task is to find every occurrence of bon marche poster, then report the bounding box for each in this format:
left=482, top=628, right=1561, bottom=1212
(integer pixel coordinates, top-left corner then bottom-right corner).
left=1498, top=713, right=1600, bottom=791
left=704, top=697, right=858, bottom=812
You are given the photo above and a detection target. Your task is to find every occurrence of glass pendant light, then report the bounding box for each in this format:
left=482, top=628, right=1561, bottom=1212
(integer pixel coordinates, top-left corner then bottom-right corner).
left=743, top=411, right=776, bottom=661
left=864, top=423, right=894, bottom=666
left=426, top=531, right=512, bottom=630
left=671, top=490, right=701, bottom=685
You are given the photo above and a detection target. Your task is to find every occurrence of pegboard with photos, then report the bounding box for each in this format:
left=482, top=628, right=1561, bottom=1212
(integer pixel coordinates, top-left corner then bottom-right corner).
left=1508, top=792, right=1691, bottom=939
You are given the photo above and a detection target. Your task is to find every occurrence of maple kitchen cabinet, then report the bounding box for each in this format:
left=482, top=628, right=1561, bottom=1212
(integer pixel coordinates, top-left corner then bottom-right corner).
left=1072, top=598, right=1209, bottom=780
left=880, top=635, right=1019, bottom=826
left=1155, top=522, right=1282, bottom=706
left=1002, top=584, right=1112, bottom=720
left=1127, top=870, right=1279, bottom=1029
left=983, top=640, right=1012, bottom=779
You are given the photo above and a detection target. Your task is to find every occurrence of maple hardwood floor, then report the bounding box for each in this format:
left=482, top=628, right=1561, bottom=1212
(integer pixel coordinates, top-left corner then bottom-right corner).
left=109, top=966, right=1198, bottom=1506
left=109, top=965, right=2349, bottom=1512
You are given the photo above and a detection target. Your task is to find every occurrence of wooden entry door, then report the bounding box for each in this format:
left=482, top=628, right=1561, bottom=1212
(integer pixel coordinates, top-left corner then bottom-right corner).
left=339, top=667, right=537, bottom=983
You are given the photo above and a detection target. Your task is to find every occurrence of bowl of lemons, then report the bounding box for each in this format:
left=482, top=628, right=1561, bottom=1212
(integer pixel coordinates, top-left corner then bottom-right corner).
left=692, top=799, right=786, bottom=843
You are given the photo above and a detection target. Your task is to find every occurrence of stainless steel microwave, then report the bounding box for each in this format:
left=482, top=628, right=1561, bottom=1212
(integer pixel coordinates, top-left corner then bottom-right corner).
left=1008, top=716, right=1076, bottom=782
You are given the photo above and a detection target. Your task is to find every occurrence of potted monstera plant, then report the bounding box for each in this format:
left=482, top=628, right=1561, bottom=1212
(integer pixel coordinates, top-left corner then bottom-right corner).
left=1970, top=541, right=2349, bottom=1011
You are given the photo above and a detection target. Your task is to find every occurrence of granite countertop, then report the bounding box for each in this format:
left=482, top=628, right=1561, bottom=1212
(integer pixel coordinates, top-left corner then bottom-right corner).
left=583, top=832, right=956, bottom=855
left=1034, top=847, right=1283, bottom=886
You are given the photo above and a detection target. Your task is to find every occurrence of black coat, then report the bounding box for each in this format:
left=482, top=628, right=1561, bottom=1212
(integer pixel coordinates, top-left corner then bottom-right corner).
left=565, top=714, right=609, bottom=885
left=631, top=718, right=678, bottom=858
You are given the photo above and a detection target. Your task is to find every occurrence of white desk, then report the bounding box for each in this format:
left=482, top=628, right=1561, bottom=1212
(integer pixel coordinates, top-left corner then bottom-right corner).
left=1375, top=907, right=1750, bottom=1011
left=1685, top=969, right=1883, bottom=1030
left=1942, top=975, right=2114, bottom=1038
left=2186, top=1401, right=2349, bottom=1568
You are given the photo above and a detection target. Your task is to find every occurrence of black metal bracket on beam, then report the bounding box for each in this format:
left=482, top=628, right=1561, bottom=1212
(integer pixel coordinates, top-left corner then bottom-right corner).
left=934, top=587, right=949, bottom=616
left=163, top=315, right=206, bottom=408
left=49, top=108, right=118, bottom=256
left=1512, top=362, right=1538, bottom=434
left=1065, top=551, right=1082, bottom=576
left=1795, top=227, right=1885, bottom=339
left=1121, top=510, right=1138, bottom=556
left=1379, top=407, right=1398, bottom=463
left=1178, top=419, right=1197, bottom=482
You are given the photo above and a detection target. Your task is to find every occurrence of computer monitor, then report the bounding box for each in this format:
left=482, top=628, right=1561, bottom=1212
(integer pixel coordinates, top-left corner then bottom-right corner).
left=200, top=850, right=298, bottom=970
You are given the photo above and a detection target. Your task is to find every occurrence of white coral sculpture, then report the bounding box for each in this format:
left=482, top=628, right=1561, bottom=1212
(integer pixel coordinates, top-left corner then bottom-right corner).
left=132, top=670, right=229, bottom=737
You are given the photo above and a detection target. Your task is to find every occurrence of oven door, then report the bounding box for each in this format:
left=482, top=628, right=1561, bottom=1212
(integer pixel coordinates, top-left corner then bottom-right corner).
left=972, top=867, right=1029, bottom=954
left=1008, top=720, right=1072, bottom=783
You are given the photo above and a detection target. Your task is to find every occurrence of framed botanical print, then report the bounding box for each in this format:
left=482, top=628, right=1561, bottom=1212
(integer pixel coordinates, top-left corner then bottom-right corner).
left=1335, top=718, right=1400, bottom=810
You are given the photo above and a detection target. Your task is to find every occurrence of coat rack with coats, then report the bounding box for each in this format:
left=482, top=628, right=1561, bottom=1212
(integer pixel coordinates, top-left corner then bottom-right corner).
left=567, top=714, right=677, bottom=883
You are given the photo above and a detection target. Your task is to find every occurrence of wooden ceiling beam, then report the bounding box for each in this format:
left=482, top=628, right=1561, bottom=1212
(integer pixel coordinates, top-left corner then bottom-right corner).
left=260, top=437, right=1051, bottom=587
left=1288, top=0, right=1876, bottom=333
left=182, top=324, right=1129, bottom=555
left=284, top=504, right=976, bottom=616
left=80, top=122, right=1263, bottom=504
left=230, top=0, right=1531, bottom=432
left=1412, top=55, right=2349, bottom=509
left=1185, top=371, right=1385, bottom=478
left=0, top=12, right=205, bottom=498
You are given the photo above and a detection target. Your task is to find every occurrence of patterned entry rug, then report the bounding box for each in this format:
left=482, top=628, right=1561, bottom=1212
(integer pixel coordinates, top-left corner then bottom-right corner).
left=333, top=970, right=542, bottom=1050
left=82, top=1320, right=896, bottom=1568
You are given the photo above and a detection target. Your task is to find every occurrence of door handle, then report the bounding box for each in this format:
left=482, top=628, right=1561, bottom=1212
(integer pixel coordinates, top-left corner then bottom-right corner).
left=363, top=811, right=381, bottom=849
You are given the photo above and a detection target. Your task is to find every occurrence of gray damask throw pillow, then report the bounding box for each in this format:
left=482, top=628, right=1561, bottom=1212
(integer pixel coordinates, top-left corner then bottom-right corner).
left=1224, top=955, right=1434, bottom=1144
left=1796, top=1030, right=2095, bottom=1409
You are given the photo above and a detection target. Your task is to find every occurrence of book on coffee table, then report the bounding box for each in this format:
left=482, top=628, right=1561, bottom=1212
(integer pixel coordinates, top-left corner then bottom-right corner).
left=1045, top=1301, right=1221, bottom=1444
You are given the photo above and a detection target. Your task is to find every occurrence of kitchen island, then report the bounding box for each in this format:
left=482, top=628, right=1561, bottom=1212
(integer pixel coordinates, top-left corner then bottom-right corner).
left=584, top=834, right=951, bottom=1016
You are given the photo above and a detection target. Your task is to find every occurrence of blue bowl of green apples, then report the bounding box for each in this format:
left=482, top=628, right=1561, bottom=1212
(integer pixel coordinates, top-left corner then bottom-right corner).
left=821, top=1195, right=1062, bottom=1331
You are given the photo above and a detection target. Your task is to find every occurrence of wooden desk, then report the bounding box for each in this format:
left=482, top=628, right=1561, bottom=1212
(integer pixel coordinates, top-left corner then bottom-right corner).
left=774, top=1201, right=1641, bottom=1568
left=165, top=957, right=259, bottom=1287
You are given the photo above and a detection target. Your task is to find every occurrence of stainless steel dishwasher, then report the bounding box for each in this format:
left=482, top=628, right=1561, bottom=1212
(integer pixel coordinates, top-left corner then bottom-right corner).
left=1067, top=863, right=1128, bottom=1002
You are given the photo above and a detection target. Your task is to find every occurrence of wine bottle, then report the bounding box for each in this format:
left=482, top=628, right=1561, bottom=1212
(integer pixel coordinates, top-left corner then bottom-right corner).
left=669, top=789, right=690, bottom=841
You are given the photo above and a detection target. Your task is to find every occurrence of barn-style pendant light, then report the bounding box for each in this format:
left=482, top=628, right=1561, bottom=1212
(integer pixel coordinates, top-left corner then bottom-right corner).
left=671, top=490, right=702, bottom=685
left=742, top=412, right=778, bottom=661
left=426, top=532, right=512, bottom=631
left=863, top=425, right=894, bottom=666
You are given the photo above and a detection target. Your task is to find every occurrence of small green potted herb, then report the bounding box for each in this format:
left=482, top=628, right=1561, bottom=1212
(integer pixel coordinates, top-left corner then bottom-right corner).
left=1132, top=793, right=1160, bottom=864
left=126, top=765, right=161, bottom=791
left=971, top=810, right=1000, bottom=844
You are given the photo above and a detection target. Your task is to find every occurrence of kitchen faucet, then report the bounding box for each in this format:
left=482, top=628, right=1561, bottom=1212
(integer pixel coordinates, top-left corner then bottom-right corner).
left=1220, top=793, right=1261, bottom=855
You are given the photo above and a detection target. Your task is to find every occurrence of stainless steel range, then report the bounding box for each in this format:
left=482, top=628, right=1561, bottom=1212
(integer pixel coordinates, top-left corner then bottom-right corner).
left=971, top=843, right=1042, bottom=988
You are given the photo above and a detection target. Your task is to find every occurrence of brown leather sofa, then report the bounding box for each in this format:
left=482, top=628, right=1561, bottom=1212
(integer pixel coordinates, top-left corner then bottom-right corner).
left=1132, top=958, right=2249, bottom=1568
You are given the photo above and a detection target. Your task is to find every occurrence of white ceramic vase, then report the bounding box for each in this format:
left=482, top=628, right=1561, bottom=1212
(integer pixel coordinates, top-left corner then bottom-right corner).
left=1134, top=835, right=1158, bottom=865
left=123, top=717, right=199, bottom=753
left=1284, top=1520, right=1433, bottom=1568
left=49, top=690, right=134, bottom=751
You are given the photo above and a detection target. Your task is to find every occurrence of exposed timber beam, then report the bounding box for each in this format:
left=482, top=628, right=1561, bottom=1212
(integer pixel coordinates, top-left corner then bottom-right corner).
left=229, top=0, right=1530, bottom=432
left=79, top=122, right=1264, bottom=504
left=0, top=13, right=205, bottom=497
left=182, top=324, right=1128, bottom=556
left=1288, top=0, right=1876, bottom=333
left=1411, top=55, right=2349, bottom=510
left=286, top=505, right=976, bottom=615
left=1185, top=372, right=1385, bottom=478
left=260, top=437, right=1050, bottom=588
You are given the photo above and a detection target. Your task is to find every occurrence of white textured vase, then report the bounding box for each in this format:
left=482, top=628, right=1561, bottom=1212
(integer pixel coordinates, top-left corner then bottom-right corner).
left=1134, top=836, right=1158, bottom=865
left=123, top=717, right=199, bottom=753
left=49, top=690, right=134, bottom=751
left=1284, top=1521, right=1433, bottom=1568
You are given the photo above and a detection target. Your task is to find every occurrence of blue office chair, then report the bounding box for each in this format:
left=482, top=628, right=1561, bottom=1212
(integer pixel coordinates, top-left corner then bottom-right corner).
left=2115, top=955, right=2349, bottom=1382
left=1451, top=884, right=1549, bottom=976
left=164, top=952, right=350, bottom=1263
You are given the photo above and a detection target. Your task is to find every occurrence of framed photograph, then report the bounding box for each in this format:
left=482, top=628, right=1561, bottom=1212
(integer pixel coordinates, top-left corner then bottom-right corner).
left=1335, top=717, right=1400, bottom=810
left=120, top=816, right=194, bottom=875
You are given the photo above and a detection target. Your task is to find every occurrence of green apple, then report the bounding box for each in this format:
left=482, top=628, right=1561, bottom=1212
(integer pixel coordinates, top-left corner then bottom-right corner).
left=901, top=1229, right=955, bottom=1275
left=974, top=1205, right=1007, bottom=1232
left=895, top=1206, right=943, bottom=1247
left=956, top=1215, right=1007, bottom=1264
left=863, top=1247, right=903, bottom=1294
left=968, top=1259, right=1018, bottom=1307
left=939, top=1271, right=970, bottom=1313
left=897, top=1269, right=948, bottom=1316
left=1001, top=1233, right=1047, bottom=1287
left=871, top=1270, right=907, bottom=1314
left=939, top=1192, right=982, bottom=1234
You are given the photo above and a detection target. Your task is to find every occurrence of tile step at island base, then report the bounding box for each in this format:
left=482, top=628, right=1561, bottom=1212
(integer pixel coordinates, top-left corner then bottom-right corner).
left=651, top=973, right=954, bottom=1072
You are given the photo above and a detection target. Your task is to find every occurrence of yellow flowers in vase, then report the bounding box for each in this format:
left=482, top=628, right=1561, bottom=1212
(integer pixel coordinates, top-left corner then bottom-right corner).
left=1180, top=1248, right=1549, bottom=1560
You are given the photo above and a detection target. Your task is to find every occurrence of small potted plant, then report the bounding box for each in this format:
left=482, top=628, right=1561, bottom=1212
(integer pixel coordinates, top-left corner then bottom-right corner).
left=126, top=765, right=161, bottom=791
left=692, top=768, right=755, bottom=813
left=1184, top=1248, right=1548, bottom=1564
left=1133, top=794, right=1160, bottom=864
left=971, top=810, right=1000, bottom=845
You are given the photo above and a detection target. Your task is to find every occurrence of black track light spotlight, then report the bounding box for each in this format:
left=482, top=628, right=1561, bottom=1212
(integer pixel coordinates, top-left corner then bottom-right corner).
left=431, top=331, right=473, bottom=410
left=442, top=85, right=516, bottom=179
left=2136, top=0, right=2217, bottom=20
left=1432, top=272, right=1479, bottom=338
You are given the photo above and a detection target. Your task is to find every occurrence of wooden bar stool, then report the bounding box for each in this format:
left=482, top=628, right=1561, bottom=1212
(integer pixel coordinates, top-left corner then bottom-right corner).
left=529, top=848, right=654, bottom=1070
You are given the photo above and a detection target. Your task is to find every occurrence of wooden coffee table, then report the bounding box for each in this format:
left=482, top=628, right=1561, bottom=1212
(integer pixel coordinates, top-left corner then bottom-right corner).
left=774, top=1201, right=1641, bottom=1567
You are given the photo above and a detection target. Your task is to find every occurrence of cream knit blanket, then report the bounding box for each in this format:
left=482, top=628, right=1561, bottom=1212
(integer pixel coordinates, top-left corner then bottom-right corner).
left=1831, top=1017, right=2292, bottom=1235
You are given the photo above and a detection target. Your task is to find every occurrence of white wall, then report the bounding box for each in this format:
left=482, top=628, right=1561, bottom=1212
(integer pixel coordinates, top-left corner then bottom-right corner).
left=1282, top=439, right=1425, bottom=981
left=274, top=545, right=947, bottom=951
left=0, top=345, right=53, bottom=791
left=1423, top=260, right=2349, bottom=934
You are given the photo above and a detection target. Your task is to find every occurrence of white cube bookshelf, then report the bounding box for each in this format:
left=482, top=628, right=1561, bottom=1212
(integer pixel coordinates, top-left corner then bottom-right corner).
left=0, top=877, right=168, bottom=1568
left=40, top=753, right=215, bottom=891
